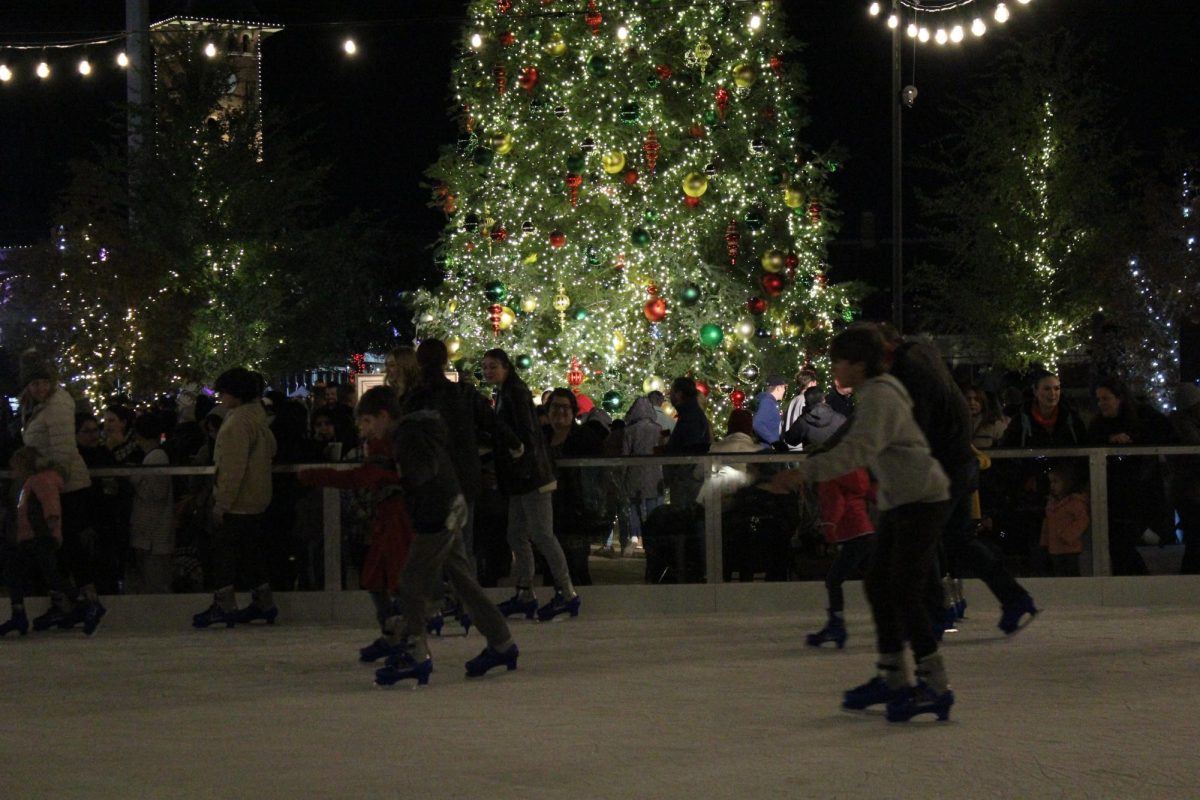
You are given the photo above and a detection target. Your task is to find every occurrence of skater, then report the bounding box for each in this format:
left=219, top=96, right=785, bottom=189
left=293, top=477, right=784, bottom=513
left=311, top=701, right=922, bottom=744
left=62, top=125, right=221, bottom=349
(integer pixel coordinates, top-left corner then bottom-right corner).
left=481, top=349, right=580, bottom=622
left=0, top=447, right=82, bottom=637
left=806, top=465, right=875, bottom=648
left=768, top=326, right=955, bottom=722
left=299, top=386, right=416, bottom=662
left=192, top=368, right=279, bottom=628
left=373, top=410, right=519, bottom=687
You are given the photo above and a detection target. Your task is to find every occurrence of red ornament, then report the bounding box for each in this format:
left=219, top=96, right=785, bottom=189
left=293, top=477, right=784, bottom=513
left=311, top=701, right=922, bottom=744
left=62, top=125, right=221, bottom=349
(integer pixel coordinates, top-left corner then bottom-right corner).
left=684, top=195, right=700, bottom=208
left=808, top=201, right=823, bottom=223
left=518, top=67, right=539, bottom=92
left=643, top=129, right=661, bottom=173
left=689, top=125, right=706, bottom=139
left=731, top=389, right=746, bottom=410
left=646, top=283, right=658, bottom=296
left=786, top=253, right=800, bottom=269
left=643, top=297, right=668, bottom=322
left=747, top=296, right=768, bottom=315
left=655, top=64, right=673, bottom=81
left=497, top=0, right=512, bottom=12
left=493, top=65, right=507, bottom=95
left=565, top=173, right=583, bottom=206
left=725, top=220, right=740, bottom=266
left=761, top=273, right=785, bottom=296
left=549, top=229, right=567, bottom=248
left=443, top=194, right=458, bottom=214
left=490, top=226, right=508, bottom=242
left=624, top=169, right=639, bottom=186
left=769, top=54, right=784, bottom=76
left=489, top=303, right=502, bottom=337
left=715, top=85, right=730, bottom=120
left=499, top=31, right=515, bottom=47
left=464, top=241, right=476, bottom=252
left=760, top=106, right=777, bottom=121
left=585, top=1, right=603, bottom=35
left=815, top=272, right=827, bottom=288
left=695, top=381, right=710, bottom=397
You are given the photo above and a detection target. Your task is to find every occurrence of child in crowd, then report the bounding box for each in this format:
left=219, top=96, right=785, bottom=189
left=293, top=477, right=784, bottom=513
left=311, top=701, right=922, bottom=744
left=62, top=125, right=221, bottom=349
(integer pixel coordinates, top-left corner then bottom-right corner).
left=1041, top=465, right=1089, bottom=577
left=806, top=468, right=876, bottom=649
left=0, top=447, right=81, bottom=636
left=299, top=386, right=415, bottom=662
left=128, top=415, right=175, bottom=593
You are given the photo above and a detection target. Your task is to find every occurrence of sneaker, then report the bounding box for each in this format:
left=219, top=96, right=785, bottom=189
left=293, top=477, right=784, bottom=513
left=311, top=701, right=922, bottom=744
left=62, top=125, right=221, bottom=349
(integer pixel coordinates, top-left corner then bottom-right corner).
left=842, top=676, right=907, bottom=711
left=192, top=604, right=237, bottom=629
left=998, top=594, right=1038, bottom=635
left=497, top=593, right=538, bottom=620
left=536, top=592, right=581, bottom=622
left=465, top=644, right=519, bottom=678
left=0, top=609, right=29, bottom=637
left=234, top=603, right=278, bottom=625
left=81, top=600, right=107, bottom=636
left=885, top=682, right=955, bottom=722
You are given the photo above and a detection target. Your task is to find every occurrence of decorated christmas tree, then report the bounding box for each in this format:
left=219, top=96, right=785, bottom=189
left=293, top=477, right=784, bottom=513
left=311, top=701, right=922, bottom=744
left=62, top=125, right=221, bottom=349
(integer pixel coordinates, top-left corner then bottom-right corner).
left=416, top=0, right=859, bottom=414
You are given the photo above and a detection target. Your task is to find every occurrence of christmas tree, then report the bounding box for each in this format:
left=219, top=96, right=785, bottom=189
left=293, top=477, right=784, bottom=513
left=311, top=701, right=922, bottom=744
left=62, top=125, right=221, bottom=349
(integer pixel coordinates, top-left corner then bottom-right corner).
left=416, top=0, right=858, bottom=414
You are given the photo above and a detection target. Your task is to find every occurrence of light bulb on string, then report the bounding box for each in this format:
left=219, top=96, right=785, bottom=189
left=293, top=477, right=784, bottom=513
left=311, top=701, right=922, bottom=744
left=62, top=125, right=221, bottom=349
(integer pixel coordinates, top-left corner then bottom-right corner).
left=887, top=14, right=899, bottom=28
left=78, top=56, right=92, bottom=76
left=935, top=28, right=949, bottom=44
left=36, top=60, right=50, bottom=79
left=343, top=38, right=357, bottom=55
left=906, top=23, right=918, bottom=38
left=918, top=27, right=930, bottom=42
left=868, top=2, right=881, bottom=15
left=204, top=42, right=217, bottom=58
left=950, top=25, right=964, bottom=43
left=117, top=51, right=129, bottom=67
left=0, top=65, right=11, bottom=83
left=971, top=18, right=987, bottom=36
left=995, top=3, right=1010, bottom=23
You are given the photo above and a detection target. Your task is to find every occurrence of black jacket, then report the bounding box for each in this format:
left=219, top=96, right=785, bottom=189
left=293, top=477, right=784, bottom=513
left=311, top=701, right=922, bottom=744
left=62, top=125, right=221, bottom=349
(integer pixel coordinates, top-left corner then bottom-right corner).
left=394, top=410, right=462, bottom=534
left=665, top=398, right=711, bottom=455
left=1000, top=401, right=1088, bottom=448
left=889, top=340, right=975, bottom=474
left=783, top=402, right=846, bottom=448
left=492, top=376, right=556, bottom=495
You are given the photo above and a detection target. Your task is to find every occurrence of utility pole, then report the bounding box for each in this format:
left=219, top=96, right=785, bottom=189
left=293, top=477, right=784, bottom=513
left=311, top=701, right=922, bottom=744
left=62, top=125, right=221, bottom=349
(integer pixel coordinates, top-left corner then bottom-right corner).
left=890, top=0, right=903, bottom=332
left=126, top=0, right=149, bottom=228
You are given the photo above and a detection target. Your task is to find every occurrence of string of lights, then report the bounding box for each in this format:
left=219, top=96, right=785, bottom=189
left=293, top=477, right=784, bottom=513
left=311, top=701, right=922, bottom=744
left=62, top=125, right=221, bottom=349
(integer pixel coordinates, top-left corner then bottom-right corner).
left=867, top=0, right=1038, bottom=46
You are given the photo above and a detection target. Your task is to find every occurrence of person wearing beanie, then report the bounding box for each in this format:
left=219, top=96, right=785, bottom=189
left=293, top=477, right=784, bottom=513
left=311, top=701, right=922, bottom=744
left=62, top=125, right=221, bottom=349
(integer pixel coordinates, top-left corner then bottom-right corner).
left=18, top=348, right=104, bottom=634
left=1170, top=382, right=1200, bottom=574
left=752, top=374, right=788, bottom=448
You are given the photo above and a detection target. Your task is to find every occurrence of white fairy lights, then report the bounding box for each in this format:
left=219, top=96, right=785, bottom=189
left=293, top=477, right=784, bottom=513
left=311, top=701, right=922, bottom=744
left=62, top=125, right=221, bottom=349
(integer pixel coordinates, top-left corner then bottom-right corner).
left=867, top=0, right=1039, bottom=45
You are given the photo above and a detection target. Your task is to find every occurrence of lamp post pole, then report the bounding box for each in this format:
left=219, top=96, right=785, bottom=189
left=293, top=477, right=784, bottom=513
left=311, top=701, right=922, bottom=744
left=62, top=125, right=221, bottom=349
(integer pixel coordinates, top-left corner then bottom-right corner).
left=891, top=0, right=903, bottom=332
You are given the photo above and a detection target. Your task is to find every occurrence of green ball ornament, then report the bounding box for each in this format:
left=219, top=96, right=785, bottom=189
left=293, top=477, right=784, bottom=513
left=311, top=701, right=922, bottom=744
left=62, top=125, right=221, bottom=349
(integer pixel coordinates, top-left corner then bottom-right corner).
left=566, top=153, right=586, bottom=172
left=515, top=354, right=533, bottom=370
left=472, top=147, right=495, bottom=166
left=631, top=227, right=652, bottom=247
left=646, top=74, right=660, bottom=89
left=679, top=283, right=702, bottom=306
left=588, top=55, right=609, bottom=77
left=702, top=110, right=719, bottom=126
left=620, top=102, right=641, bottom=123
left=586, top=245, right=602, bottom=266
left=602, top=390, right=623, bottom=413
left=699, top=323, right=724, bottom=349
left=573, top=308, right=589, bottom=321
left=484, top=280, right=509, bottom=303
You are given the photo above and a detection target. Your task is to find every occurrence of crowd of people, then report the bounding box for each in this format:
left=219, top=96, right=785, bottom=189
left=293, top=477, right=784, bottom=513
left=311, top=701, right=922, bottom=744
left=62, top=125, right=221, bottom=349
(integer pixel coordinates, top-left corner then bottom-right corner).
left=1, top=330, right=1199, bottom=715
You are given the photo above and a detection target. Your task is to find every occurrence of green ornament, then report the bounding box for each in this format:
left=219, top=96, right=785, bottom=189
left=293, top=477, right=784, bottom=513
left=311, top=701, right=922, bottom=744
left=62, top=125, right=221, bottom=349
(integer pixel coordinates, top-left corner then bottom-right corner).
left=586, top=245, right=602, bottom=266
left=484, top=280, right=508, bottom=303
left=703, top=109, right=719, bottom=126
left=587, top=55, right=609, bottom=77
left=515, top=354, right=533, bottom=370
left=643, top=210, right=660, bottom=223
left=700, top=324, right=724, bottom=349
left=630, top=227, right=652, bottom=246
left=566, top=153, right=586, bottom=172
left=766, top=168, right=785, bottom=186
left=602, top=390, right=623, bottom=413
left=573, top=308, right=589, bottom=321
left=620, top=102, right=641, bottom=123
left=679, top=283, right=701, bottom=306
left=792, top=205, right=807, bottom=217
left=472, top=147, right=495, bottom=166
left=826, top=160, right=840, bottom=173
left=744, top=210, right=764, bottom=230
left=646, top=74, right=660, bottom=88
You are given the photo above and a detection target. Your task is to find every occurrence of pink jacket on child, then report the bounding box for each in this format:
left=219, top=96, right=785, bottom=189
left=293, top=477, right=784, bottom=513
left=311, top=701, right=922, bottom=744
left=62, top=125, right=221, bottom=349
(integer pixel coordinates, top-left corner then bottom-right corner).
left=17, top=469, right=64, bottom=544
left=1041, top=492, right=1089, bottom=555
left=817, top=469, right=875, bottom=545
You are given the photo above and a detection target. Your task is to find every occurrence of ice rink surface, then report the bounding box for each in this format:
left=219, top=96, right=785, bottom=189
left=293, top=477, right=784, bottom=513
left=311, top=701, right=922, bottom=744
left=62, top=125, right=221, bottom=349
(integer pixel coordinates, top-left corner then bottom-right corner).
left=2, top=603, right=1198, bottom=799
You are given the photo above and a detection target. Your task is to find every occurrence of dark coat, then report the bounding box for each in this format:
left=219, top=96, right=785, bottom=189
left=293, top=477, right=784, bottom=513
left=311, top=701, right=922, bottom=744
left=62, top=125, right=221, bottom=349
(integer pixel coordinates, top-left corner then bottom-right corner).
left=394, top=410, right=462, bottom=534
left=493, top=375, right=556, bottom=496
left=1001, top=401, right=1088, bottom=448
left=664, top=398, right=711, bottom=455
left=889, top=339, right=975, bottom=472
left=783, top=402, right=846, bottom=448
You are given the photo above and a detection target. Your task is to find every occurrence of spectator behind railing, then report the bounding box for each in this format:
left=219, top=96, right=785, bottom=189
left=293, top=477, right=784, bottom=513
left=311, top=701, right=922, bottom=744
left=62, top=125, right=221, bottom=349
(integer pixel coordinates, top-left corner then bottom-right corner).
left=616, top=396, right=664, bottom=557
left=1041, top=463, right=1089, bottom=577
left=1088, top=376, right=1176, bottom=575
left=128, top=414, right=174, bottom=593
left=963, top=384, right=1008, bottom=450
left=662, top=376, right=711, bottom=507
left=1170, top=383, right=1200, bottom=574
left=266, top=400, right=325, bottom=590
left=544, top=388, right=606, bottom=586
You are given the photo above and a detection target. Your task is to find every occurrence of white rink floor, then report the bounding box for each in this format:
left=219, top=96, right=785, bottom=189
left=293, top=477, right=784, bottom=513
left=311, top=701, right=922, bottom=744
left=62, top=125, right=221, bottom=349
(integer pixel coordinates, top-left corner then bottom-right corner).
left=1, top=602, right=1198, bottom=799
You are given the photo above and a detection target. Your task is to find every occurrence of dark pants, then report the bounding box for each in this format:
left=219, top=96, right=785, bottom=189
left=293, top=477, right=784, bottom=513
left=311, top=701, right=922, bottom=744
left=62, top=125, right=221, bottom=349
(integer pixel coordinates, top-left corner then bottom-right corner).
left=942, top=460, right=1027, bottom=605
left=4, top=537, right=75, bottom=605
left=864, top=501, right=951, bottom=662
left=1179, top=501, right=1200, bottom=575
left=1049, top=553, right=1081, bottom=577
left=58, top=488, right=94, bottom=591
left=396, top=527, right=513, bottom=661
left=210, top=512, right=267, bottom=591
left=825, top=535, right=875, bottom=613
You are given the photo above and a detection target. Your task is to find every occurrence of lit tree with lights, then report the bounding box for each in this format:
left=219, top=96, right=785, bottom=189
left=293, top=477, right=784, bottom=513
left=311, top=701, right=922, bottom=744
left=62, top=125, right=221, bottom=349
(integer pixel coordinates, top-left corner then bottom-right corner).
left=415, top=0, right=859, bottom=413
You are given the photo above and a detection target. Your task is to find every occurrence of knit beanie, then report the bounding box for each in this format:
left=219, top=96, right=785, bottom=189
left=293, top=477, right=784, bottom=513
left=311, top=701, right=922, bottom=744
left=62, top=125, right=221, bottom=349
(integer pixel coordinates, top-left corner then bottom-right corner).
left=18, top=348, right=56, bottom=389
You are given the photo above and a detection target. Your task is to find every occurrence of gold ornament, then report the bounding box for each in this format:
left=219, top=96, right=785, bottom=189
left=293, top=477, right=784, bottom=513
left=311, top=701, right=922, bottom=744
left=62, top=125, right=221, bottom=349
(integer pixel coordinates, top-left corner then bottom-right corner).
left=761, top=248, right=786, bottom=273
left=784, top=323, right=802, bottom=337
left=553, top=285, right=570, bottom=322
left=602, top=151, right=626, bottom=174
left=544, top=32, right=568, bottom=57
left=682, top=172, right=709, bottom=198
left=446, top=336, right=463, bottom=357
left=447, top=300, right=458, bottom=313
left=783, top=184, right=805, bottom=209
left=520, top=296, right=539, bottom=313
left=642, top=375, right=665, bottom=394
left=732, top=63, right=758, bottom=89
left=522, top=252, right=538, bottom=265
left=498, top=306, right=516, bottom=330
left=611, top=330, right=627, bottom=353
left=693, top=40, right=713, bottom=78
left=734, top=318, right=756, bottom=340
left=491, top=132, right=513, bottom=155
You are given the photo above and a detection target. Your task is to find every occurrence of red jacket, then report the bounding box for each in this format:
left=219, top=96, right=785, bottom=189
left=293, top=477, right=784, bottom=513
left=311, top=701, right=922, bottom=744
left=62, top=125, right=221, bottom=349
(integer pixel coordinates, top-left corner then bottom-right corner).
left=1041, top=492, right=1088, bottom=555
left=817, top=469, right=875, bottom=544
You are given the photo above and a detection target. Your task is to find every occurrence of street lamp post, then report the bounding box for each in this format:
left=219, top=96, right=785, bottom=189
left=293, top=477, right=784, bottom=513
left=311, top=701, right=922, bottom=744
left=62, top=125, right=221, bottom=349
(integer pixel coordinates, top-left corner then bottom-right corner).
left=891, top=0, right=903, bottom=332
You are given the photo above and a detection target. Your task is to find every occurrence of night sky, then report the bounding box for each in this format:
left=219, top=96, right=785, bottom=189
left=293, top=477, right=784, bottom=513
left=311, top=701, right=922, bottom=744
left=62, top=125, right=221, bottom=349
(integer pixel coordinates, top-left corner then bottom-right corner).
left=1, top=1, right=1198, bottom=305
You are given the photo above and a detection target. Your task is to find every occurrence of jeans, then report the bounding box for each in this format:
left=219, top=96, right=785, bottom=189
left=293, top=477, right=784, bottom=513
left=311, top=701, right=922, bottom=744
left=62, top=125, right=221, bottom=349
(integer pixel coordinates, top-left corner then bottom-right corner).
left=507, top=490, right=573, bottom=593
left=4, top=537, right=75, bottom=605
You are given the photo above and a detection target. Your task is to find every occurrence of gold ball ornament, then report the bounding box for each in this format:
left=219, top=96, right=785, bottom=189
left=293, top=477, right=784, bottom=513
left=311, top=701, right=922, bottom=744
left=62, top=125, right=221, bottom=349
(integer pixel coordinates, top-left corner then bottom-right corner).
left=544, top=32, right=568, bottom=57
left=643, top=375, right=666, bottom=395
left=783, top=184, right=805, bottom=209
left=498, top=306, right=516, bottom=330
left=693, top=40, right=713, bottom=63
left=732, top=63, right=758, bottom=88
left=447, top=300, right=458, bottom=313
left=735, top=318, right=756, bottom=340
left=761, top=249, right=786, bottom=273
left=491, top=132, right=514, bottom=155
left=553, top=290, right=571, bottom=313
left=602, top=151, right=627, bottom=174
left=612, top=330, right=627, bottom=353
left=520, top=296, right=539, bottom=313
left=446, top=336, right=463, bottom=357
left=682, top=172, right=709, bottom=198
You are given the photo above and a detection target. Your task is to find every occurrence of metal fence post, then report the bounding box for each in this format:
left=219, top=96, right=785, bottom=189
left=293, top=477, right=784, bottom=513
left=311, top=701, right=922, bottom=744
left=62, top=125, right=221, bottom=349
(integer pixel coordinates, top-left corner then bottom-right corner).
left=322, top=487, right=342, bottom=590
left=1088, top=452, right=1111, bottom=577
left=702, top=456, right=724, bottom=584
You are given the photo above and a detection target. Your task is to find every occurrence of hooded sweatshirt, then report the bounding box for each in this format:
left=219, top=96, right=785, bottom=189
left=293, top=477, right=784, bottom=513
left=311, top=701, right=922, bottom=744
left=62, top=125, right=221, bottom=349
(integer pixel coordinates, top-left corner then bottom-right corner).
left=784, top=401, right=846, bottom=448
left=622, top=397, right=664, bottom=500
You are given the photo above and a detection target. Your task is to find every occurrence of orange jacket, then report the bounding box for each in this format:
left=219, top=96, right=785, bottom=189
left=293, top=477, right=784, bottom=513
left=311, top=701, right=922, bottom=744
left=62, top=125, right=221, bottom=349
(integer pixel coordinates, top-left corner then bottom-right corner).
left=1041, top=492, right=1088, bottom=555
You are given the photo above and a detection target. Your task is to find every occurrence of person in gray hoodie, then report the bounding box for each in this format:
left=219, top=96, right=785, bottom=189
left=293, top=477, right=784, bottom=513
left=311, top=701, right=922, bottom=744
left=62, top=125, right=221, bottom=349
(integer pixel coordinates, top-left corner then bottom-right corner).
left=618, top=396, right=664, bottom=555
left=768, top=326, right=954, bottom=723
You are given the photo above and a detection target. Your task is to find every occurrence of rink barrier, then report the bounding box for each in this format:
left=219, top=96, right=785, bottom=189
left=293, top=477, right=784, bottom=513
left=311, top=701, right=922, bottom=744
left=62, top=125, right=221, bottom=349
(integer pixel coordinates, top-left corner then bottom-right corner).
left=4, top=445, right=1196, bottom=586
